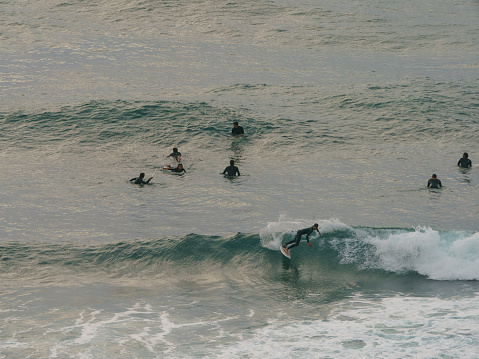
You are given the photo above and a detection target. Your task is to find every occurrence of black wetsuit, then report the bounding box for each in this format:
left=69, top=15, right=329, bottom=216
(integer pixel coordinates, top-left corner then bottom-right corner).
left=284, top=227, right=316, bottom=250
left=427, top=178, right=442, bottom=188
left=130, top=177, right=151, bottom=185
left=232, top=126, right=244, bottom=135
left=223, top=165, right=240, bottom=176
left=168, top=151, right=182, bottom=161
left=169, top=167, right=186, bottom=173
left=458, top=158, right=472, bottom=168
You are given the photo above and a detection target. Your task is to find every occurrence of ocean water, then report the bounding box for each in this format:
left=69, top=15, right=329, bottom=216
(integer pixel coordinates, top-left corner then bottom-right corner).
left=1, top=0, right=479, bottom=358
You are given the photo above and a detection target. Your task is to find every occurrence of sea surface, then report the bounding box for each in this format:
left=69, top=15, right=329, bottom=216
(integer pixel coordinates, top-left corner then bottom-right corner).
left=1, top=0, right=479, bottom=358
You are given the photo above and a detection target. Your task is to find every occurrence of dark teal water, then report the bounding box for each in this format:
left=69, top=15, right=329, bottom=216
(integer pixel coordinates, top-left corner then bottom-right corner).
left=2, top=227, right=479, bottom=357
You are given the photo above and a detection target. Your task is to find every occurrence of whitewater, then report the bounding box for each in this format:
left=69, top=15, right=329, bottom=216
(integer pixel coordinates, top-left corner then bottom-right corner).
left=1, top=0, right=478, bottom=358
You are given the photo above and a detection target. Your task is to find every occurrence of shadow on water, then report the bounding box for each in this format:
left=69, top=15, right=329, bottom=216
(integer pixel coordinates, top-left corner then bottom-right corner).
left=458, top=167, right=473, bottom=184
left=270, top=248, right=364, bottom=304
left=229, top=135, right=248, bottom=163
left=281, top=255, right=291, bottom=269
left=427, top=187, right=443, bottom=200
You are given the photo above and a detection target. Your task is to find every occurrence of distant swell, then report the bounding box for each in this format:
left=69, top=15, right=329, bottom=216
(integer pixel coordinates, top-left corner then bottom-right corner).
left=2, top=85, right=477, bottom=156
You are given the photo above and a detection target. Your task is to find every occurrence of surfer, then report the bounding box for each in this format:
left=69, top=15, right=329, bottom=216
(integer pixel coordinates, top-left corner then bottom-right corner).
left=165, top=163, right=186, bottom=173
left=222, top=160, right=240, bottom=176
left=457, top=152, right=472, bottom=168
left=231, top=121, right=244, bottom=136
left=282, top=224, right=321, bottom=254
left=427, top=174, right=442, bottom=188
left=130, top=173, right=153, bottom=185
left=167, top=148, right=182, bottom=162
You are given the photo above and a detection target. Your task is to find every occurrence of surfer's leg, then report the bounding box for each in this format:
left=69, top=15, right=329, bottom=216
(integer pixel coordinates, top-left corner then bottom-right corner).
left=286, top=241, right=299, bottom=250
left=285, top=233, right=302, bottom=249
left=287, top=234, right=303, bottom=250
left=283, top=239, right=295, bottom=248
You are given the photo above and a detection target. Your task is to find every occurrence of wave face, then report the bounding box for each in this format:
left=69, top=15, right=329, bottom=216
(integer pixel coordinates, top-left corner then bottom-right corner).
left=262, top=218, right=479, bottom=281
left=2, top=220, right=478, bottom=284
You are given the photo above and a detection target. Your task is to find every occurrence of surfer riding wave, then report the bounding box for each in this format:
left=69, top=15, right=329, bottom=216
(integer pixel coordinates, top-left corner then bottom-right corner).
left=282, top=223, right=321, bottom=256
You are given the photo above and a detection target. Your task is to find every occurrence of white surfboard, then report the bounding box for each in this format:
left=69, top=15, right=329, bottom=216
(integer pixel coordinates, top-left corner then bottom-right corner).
left=280, top=245, right=291, bottom=259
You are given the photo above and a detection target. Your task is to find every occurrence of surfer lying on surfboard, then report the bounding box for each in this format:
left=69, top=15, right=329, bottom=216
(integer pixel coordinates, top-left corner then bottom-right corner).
left=282, top=223, right=321, bottom=256
left=130, top=172, right=153, bottom=185
left=163, top=164, right=186, bottom=173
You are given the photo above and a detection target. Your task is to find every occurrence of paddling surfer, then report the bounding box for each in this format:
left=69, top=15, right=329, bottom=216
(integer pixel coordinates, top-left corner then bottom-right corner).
left=167, top=148, right=182, bottom=162
left=164, top=163, right=186, bottom=173
left=130, top=172, right=153, bottom=185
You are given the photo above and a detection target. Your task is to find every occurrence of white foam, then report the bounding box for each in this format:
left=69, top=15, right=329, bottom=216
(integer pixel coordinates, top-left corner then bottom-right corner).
left=217, top=294, right=479, bottom=358
left=41, top=303, right=170, bottom=358
left=4, top=292, right=479, bottom=358
left=362, top=227, right=479, bottom=280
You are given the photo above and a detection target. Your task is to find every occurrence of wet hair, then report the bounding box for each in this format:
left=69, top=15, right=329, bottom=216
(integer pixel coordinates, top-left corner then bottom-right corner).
left=139, top=173, right=145, bottom=178
left=313, top=223, right=319, bottom=228
left=432, top=174, right=437, bottom=178
left=173, top=148, right=178, bottom=152
left=230, top=160, right=235, bottom=165
left=464, top=152, right=469, bottom=158
left=233, top=121, right=238, bottom=125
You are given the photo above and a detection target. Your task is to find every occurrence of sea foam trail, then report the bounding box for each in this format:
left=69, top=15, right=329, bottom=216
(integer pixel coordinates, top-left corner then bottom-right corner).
left=260, top=217, right=479, bottom=281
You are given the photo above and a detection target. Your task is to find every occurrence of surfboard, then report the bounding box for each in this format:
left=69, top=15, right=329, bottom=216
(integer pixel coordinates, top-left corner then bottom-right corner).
left=280, top=245, right=291, bottom=259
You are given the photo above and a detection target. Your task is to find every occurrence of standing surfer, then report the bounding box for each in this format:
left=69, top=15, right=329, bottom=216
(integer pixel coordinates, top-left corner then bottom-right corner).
left=282, top=224, right=321, bottom=255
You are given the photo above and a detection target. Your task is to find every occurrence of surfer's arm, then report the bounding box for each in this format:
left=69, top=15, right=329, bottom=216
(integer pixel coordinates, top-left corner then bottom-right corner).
left=306, top=228, right=320, bottom=246
left=311, top=230, right=321, bottom=245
